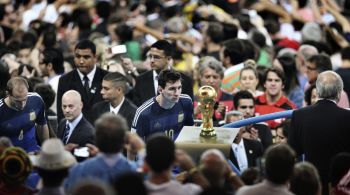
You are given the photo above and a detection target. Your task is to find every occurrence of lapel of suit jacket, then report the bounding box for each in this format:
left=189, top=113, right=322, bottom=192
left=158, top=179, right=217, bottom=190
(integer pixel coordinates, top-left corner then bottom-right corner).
left=147, top=71, right=157, bottom=98
left=243, top=139, right=255, bottom=167
left=58, top=119, right=67, bottom=139
left=118, top=99, right=129, bottom=116
left=229, top=146, right=240, bottom=171
left=87, top=67, right=102, bottom=103
left=72, top=70, right=89, bottom=103
left=68, top=117, right=85, bottom=143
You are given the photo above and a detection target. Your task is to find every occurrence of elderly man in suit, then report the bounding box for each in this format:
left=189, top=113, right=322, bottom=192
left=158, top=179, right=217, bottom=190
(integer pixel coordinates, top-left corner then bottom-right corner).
left=133, top=40, right=193, bottom=106
left=58, top=90, right=94, bottom=146
left=56, top=40, right=108, bottom=123
left=91, top=72, right=137, bottom=128
left=289, top=71, right=350, bottom=195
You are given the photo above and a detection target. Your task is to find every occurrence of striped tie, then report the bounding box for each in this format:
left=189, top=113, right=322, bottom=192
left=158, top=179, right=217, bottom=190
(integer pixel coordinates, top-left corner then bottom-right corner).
left=62, top=124, right=70, bottom=144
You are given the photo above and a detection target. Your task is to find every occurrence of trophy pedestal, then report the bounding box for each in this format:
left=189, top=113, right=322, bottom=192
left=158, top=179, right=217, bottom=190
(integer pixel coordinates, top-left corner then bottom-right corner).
left=175, top=126, right=239, bottom=162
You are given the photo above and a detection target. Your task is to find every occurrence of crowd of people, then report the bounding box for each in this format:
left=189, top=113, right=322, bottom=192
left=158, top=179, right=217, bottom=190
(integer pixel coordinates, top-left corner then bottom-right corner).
left=0, top=0, right=350, bottom=194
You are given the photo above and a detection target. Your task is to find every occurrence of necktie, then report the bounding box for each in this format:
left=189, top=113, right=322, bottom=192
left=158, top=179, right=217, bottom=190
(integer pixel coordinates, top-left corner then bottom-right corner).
left=62, top=124, right=70, bottom=144
left=83, top=75, right=90, bottom=93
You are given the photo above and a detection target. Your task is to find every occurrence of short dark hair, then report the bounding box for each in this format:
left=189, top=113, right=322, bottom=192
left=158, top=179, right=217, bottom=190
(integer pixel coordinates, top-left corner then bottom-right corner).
left=307, top=54, right=332, bottom=73
left=206, top=22, right=223, bottom=44
left=341, top=46, right=350, bottom=61
left=330, top=152, right=350, bottom=187
left=265, top=144, right=295, bottom=184
left=304, top=84, right=316, bottom=106
left=233, top=90, right=255, bottom=109
left=75, top=40, right=96, bottom=55
left=290, top=162, right=321, bottom=195
left=103, top=72, right=129, bottom=93
left=158, top=69, right=182, bottom=88
left=145, top=134, right=175, bottom=173
left=150, top=40, right=173, bottom=57
left=42, top=48, right=64, bottom=74
left=263, top=67, right=286, bottom=86
left=115, top=24, right=133, bottom=43
left=34, top=84, right=55, bottom=109
left=223, top=39, right=246, bottom=65
left=94, top=113, right=128, bottom=154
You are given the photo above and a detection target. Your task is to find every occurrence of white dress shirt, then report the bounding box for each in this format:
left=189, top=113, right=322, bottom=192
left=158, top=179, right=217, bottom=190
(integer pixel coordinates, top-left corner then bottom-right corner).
left=153, top=70, right=159, bottom=95
left=110, top=97, right=125, bottom=114
left=77, top=66, right=97, bottom=89
left=232, top=139, right=248, bottom=171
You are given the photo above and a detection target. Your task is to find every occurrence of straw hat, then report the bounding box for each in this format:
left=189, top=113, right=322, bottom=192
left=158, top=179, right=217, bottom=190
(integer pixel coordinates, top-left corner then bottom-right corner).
left=33, top=138, right=76, bottom=170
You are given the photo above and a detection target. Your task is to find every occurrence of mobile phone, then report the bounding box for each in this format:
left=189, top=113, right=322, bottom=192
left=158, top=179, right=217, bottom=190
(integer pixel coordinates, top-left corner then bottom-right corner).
left=73, top=147, right=89, bottom=158
left=110, top=45, right=127, bottom=55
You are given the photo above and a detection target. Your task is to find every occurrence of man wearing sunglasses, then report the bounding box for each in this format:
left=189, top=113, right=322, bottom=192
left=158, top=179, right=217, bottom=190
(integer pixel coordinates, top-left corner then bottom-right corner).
left=0, top=77, right=49, bottom=152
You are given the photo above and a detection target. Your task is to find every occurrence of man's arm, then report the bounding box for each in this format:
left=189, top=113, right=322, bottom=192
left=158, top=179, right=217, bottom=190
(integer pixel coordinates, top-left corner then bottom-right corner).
left=36, top=124, right=49, bottom=143
left=288, top=112, right=303, bottom=156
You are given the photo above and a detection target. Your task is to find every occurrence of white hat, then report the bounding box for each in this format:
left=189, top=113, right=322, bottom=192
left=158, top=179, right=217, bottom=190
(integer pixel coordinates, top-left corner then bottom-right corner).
left=33, top=138, right=77, bottom=170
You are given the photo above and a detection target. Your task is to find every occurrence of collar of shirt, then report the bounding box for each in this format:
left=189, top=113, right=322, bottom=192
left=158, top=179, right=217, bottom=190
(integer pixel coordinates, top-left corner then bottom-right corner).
left=153, top=70, right=159, bottom=95
left=318, top=98, right=337, bottom=104
left=232, top=138, right=244, bottom=152
left=99, top=152, right=122, bottom=167
left=77, top=65, right=97, bottom=88
left=66, top=113, right=83, bottom=138
left=110, top=96, right=125, bottom=114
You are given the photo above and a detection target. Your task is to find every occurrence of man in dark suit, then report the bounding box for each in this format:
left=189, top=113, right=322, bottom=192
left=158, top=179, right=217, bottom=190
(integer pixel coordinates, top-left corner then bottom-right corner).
left=132, top=40, right=193, bottom=106
left=233, top=90, right=273, bottom=150
left=289, top=71, right=350, bottom=195
left=56, top=40, right=108, bottom=123
left=229, top=126, right=263, bottom=173
left=91, top=72, right=137, bottom=128
left=57, top=90, right=94, bottom=146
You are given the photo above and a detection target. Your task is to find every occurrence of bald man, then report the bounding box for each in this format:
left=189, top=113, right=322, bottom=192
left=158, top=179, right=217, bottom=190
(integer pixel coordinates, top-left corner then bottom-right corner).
left=57, top=90, right=95, bottom=146
left=0, top=77, right=49, bottom=152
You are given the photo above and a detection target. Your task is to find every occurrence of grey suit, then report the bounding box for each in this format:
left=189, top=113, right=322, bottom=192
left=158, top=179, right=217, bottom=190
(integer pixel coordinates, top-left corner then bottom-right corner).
left=57, top=117, right=95, bottom=146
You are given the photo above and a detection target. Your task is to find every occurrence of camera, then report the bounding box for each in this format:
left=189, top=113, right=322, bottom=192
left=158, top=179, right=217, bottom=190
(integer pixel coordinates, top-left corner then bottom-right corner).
left=73, top=147, right=89, bottom=158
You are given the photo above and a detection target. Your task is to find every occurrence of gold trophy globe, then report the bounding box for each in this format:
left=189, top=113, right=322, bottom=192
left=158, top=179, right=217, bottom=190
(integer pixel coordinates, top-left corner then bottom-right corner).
left=198, top=85, right=217, bottom=138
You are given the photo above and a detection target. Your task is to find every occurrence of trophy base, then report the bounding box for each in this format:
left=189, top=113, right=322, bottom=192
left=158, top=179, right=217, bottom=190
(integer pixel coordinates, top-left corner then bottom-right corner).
left=175, top=126, right=239, bottom=162
left=200, top=129, right=217, bottom=138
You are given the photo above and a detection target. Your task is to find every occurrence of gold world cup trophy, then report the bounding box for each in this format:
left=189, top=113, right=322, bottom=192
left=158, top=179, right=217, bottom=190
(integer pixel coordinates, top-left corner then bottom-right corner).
left=198, top=85, right=217, bottom=138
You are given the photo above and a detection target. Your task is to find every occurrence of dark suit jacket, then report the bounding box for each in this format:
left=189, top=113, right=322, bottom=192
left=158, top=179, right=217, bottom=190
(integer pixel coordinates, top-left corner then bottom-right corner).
left=57, top=117, right=95, bottom=146
left=253, top=123, right=273, bottom=150
left=56, top=67, right=108, bottom=122
left=90, top=98, right=137, bottom=129
left=289, top=100, right=350, bottom=194
left=132, top=70, right=194, bottom=106
left=229, top=138, right=263, bottom=172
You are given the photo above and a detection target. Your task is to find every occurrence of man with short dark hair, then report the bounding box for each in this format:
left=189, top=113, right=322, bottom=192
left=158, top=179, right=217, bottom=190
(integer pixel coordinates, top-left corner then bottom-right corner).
left=91, top=72, right=137, bottom=127
left=132, top=69, right=194, bottom=140
left=132, top=39, right=193, bottom=106
left=236, top=144, right=295, bottom=195
left=0, top=77, right=49, bottom=152
left=144, top=134, right=207, bottom=195
left=233, top=90, right=273, bottom=150
left=65, top=113, right=136, bottom=191
left=56, top=40, right=108, bottom=123
left=255, top=67, right=296, bottom=129
left=289, top=71, right=350, bottom=195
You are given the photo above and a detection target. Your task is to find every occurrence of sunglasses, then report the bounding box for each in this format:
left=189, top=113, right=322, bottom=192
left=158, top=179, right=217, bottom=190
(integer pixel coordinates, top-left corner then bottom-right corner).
left=239, top=105, right=254, bottom=109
